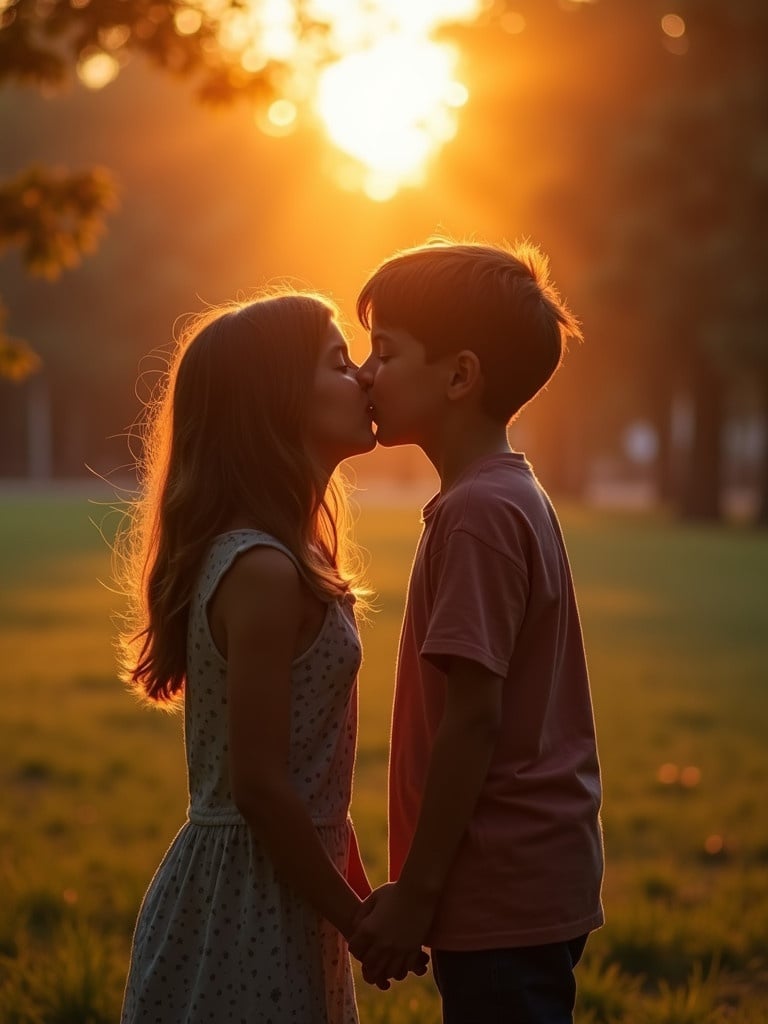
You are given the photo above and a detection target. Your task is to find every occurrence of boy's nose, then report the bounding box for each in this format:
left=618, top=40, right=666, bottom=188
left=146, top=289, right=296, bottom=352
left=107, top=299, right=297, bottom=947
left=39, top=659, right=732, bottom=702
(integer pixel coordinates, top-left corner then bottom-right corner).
left=356, top=356, right=375, bottom=389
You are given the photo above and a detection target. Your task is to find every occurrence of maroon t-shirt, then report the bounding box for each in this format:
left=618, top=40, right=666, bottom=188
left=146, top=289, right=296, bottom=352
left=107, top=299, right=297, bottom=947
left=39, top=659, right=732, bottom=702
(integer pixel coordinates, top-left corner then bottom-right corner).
left=388, top=453, right=604, bottom=949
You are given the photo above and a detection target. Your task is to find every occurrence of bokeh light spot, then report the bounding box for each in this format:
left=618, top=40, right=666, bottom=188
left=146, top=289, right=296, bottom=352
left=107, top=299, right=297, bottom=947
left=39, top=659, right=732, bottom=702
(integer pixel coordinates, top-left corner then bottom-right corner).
left=241, top=46, right=268, bottom=72
left=704, top=834, right=724, bottom=856
left=657, top=763, right=679, bottom=785
left=500, top=12, right=526, bottom=34
left=257, top=98, right=298, bottom=136
left=661, top=14, right=686, bottom=38
left=680, top=765, right=701, bottom=788
left=77, top=51, right=120, bottom=89
left=174, top=7, right=203, bottom=36
left=99, top=24, right=130, bottom=50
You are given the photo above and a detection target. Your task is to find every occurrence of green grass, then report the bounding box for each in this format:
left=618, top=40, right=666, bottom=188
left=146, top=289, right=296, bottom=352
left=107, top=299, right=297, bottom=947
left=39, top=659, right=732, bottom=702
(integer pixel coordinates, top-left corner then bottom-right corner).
left=1, top=492, right=767, bottom=1022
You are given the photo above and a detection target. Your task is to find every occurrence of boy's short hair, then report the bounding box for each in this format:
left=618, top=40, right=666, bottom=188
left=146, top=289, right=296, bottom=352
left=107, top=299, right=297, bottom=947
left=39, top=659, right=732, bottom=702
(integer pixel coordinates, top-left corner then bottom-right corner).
left=357, top=239, right=583, bottom=422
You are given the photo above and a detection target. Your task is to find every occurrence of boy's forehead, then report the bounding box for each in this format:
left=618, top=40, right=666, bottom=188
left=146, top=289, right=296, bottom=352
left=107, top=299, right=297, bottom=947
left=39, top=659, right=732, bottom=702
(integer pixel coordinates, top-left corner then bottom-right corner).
left=369, top=311, right=409, bottom=343
left=370, top=324, right=408, bottom=347
left=368, top=323, right=428, bottom=364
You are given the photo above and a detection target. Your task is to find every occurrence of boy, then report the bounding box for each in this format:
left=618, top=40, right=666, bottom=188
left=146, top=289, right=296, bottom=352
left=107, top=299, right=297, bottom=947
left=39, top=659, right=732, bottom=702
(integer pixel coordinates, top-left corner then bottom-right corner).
left=349, top=241, right=604, bottom=1023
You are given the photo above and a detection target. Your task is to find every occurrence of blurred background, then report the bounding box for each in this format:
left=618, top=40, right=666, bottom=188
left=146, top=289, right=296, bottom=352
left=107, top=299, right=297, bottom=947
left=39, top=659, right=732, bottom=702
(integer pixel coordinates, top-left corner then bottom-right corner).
left=2, top=5, right=768, bottom=1022
left=1, top=0, right=766, bottom=523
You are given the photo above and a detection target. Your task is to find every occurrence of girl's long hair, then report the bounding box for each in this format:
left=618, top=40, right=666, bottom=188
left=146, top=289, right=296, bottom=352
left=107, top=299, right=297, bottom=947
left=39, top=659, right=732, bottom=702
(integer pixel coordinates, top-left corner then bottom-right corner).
left=115, top=292, right=364, bottom=706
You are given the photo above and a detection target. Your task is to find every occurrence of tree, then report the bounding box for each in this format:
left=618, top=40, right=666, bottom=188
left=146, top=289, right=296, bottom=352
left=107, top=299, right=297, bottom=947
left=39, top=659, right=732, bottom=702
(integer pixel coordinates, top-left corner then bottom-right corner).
left=586, top=2, right=768, bottom=521
left=0, top=164, right=117, bottom=376
left=0, top=0, right=312, bottom=378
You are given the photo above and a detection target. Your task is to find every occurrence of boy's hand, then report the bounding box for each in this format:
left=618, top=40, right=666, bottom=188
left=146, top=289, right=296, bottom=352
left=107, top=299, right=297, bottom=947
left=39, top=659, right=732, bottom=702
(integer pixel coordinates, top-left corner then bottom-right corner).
left=348, top=882, right=432, bottom=989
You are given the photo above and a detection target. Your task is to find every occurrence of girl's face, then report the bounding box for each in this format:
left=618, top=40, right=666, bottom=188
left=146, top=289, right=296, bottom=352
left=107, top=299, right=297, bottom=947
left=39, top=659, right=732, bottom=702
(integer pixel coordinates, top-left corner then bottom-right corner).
left=306, top=321, right=376, bottom=469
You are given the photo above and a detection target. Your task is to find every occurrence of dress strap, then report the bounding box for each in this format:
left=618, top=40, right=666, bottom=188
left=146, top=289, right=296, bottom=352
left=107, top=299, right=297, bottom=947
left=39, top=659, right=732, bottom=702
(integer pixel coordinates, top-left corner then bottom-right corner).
left=198, top=530, right=303, bottom=607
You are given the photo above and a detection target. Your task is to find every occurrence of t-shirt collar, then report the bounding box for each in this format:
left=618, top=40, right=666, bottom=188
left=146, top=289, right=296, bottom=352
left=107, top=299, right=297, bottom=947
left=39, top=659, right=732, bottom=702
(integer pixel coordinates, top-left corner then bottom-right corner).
left=421, top=451, right=529, bottom=522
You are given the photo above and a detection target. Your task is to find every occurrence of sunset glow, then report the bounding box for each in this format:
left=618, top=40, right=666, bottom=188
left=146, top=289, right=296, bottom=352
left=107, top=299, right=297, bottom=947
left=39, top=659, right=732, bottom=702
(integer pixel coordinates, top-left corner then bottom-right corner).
left=217, top=0, right=482, bottom=199
left=70, top=1, right=478, bottom=198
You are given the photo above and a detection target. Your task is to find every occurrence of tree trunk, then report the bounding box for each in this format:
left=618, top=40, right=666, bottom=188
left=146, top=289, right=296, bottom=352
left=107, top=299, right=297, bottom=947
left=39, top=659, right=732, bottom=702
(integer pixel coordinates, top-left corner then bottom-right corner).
left=26, top=372, right=52, bottom=480
left=679, top=356, right=724, bottom=522
left=648, top=377, right=676, bottom=504
left=755, top=370, right=768, bottom=528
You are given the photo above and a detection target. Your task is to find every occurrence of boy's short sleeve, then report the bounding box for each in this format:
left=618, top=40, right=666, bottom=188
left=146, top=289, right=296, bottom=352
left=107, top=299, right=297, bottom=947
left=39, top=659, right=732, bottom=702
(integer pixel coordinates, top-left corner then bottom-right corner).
left=420, top=528, right=529, bottom=677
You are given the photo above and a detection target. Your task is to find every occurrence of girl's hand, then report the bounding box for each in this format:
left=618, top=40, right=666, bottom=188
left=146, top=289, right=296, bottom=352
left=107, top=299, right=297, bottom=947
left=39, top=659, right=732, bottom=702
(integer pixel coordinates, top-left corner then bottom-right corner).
left=348, top=883, right=432, bottom=989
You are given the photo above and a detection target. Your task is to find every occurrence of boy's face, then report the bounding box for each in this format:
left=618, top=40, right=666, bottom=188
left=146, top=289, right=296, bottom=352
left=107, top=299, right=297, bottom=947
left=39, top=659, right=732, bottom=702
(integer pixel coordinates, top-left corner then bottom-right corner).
left=357, top=310, right=451, bottom=448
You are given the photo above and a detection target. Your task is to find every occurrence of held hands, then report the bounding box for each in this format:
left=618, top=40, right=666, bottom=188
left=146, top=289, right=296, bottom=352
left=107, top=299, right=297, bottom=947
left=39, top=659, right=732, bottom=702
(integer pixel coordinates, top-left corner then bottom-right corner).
left=347, top=882, right=432, bottom=990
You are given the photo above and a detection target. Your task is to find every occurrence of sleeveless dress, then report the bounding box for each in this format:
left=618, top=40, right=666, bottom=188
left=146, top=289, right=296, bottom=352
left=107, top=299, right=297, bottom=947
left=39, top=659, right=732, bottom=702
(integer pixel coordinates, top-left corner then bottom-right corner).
left=121, top=530, right=361, bottom=1023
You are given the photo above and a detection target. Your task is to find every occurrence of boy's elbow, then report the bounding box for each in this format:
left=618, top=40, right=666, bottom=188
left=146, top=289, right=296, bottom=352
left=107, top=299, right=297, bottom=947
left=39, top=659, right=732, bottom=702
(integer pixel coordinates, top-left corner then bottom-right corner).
left=447, top=702, right=502, bottom=748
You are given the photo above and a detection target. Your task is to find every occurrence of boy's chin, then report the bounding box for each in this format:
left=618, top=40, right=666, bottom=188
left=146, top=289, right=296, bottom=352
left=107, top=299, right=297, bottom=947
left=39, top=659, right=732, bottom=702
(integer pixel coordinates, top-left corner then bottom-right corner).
left=372, top=421, right=399, bottom=447
left=347, top=433, right=378, bottom=457
left=374, top=428, right=414, bottom=449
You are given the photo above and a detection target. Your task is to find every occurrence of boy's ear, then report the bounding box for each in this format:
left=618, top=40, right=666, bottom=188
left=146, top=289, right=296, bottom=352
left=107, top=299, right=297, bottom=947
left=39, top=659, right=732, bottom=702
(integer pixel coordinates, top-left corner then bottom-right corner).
left=446, top=350, right=483, bottom=402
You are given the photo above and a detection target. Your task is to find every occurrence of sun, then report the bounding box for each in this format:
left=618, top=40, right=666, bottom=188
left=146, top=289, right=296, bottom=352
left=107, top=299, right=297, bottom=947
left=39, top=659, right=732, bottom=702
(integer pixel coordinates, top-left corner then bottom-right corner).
left=315, top=37, right=469, bottom=201
left=238, top=0, right=481, bottom=199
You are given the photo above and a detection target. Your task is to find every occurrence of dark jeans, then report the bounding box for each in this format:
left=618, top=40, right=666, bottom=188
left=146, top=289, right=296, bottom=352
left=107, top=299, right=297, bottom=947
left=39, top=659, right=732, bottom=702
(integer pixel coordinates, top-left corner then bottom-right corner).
left=431, top=934, right=588, bottom=1024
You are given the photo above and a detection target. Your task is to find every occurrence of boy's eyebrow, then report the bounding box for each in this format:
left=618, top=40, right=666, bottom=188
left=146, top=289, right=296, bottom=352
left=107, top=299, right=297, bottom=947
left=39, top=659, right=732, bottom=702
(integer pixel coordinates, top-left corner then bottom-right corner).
left=328, top=341, right=351, bottom=359
left=371, top=328, right=396, bottom=345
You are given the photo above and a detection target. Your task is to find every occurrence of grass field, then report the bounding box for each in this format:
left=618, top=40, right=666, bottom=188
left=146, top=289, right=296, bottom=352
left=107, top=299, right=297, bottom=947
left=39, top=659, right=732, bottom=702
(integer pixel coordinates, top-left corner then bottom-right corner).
left=1, top=492, right=767, bottom=1022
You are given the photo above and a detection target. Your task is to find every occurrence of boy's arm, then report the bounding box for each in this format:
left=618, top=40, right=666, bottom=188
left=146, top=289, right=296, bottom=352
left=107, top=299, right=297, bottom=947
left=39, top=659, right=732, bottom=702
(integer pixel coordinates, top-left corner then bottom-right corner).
left=350, top=656, right=503, bottom=982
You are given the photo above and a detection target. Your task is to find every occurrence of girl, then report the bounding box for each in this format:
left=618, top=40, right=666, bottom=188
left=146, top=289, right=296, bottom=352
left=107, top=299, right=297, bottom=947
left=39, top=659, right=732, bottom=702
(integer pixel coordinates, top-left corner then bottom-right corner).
left=117, top=292, right=379, bottom=1023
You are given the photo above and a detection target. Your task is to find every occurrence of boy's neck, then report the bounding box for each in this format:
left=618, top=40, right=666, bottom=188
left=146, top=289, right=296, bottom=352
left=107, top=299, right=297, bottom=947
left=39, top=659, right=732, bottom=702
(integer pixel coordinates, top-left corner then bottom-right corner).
left=427, top=416, right=512, bottom=491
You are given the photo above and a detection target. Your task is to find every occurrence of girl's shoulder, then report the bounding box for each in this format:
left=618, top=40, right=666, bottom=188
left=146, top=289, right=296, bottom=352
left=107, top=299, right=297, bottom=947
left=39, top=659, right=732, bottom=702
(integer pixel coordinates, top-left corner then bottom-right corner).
left=211, top=543, right=305, bottom=636
left=197, top=530, right=301, bottom=608
left=209, top=529, right=300, bottom=567
left=220, top=541, right=300, bottom=593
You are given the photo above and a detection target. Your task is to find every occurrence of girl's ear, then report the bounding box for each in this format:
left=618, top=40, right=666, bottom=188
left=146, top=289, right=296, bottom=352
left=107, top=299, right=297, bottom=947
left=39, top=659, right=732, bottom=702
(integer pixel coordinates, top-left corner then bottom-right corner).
left=446, top=350, right=482, bottom=401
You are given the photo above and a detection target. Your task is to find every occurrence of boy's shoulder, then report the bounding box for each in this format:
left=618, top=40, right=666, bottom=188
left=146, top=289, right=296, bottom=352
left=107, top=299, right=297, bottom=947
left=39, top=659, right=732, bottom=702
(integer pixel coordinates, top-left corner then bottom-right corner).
left=427, top=453, right=553, bottom=557
left=436, top=453, right=542, bottom=524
